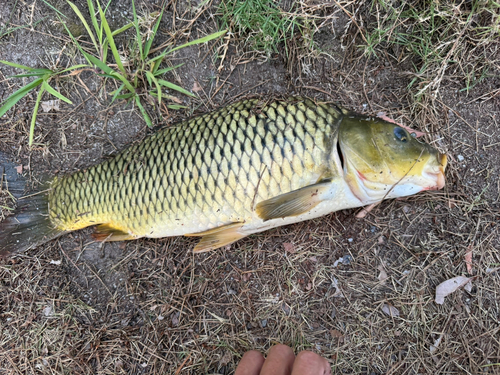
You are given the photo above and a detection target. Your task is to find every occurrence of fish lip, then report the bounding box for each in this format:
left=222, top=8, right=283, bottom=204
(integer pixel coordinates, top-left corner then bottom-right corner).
left=423, top=154, right=447, bottom=190
left=422, top=153, right=448, bottom=190
left=422, top=171, right=445, bottom=190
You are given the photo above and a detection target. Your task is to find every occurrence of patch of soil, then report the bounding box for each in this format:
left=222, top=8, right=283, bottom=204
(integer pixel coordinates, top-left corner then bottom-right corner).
left=1, top=1, right=499, bottom=374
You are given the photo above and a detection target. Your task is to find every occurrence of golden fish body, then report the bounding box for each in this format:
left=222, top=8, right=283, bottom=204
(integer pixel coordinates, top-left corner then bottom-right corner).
left=0, top=97, right=447, bottom=254
left=49, top=98, right=349, bottom=250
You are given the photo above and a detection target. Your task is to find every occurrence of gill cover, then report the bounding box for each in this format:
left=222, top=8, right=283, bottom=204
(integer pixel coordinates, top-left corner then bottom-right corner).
left=338, top=114, right=447, bottom=202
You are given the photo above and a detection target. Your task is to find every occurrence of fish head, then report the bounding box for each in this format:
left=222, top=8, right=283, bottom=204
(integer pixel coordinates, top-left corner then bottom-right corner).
left=338, top=114, right=447, bottom=203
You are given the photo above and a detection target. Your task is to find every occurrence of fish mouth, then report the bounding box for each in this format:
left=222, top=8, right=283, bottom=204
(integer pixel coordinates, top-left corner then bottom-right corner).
left=423, top=154, right=447, bottom=190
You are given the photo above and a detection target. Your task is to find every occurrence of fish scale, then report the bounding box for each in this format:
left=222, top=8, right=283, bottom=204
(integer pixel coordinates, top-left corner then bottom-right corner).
left=48, top=97, right=341, bottom=239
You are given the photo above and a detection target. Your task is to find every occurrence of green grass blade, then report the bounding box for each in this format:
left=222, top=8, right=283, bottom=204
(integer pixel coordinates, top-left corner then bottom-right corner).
left=0, top=78, right=43, bottom=117
left=82, top=51, right=135, bottom=93
left=146, top=71, right=162, bottom=105
left=42, top=81, right=73, bottom=104
left=157, top=79, right=195, bottom=97
left=148, top=50, right=169, bottom=68
left=134, top=95, right=152, bottom=127
left=82, top=50, right=115, bottom=75
left=166, top=29, right=227, bottom=55
left=29, top=87, right=45, bottom=147
left=0, top=60, right=36, bottom=71
left=132, top=0, right=143, bottom=59
left=11, top=73, right=48, bottom=78
left=116, top=93, right=135, bottom=100
left=86, top=0, right=101, bottom=43
left=144, top=8, right=164, bottom=58
left=97, top=2, right=126, bottom=74
left=40, top=0, right=67, bottom=18
left=67, top=0, right=99, bottom=54
left=110, top=83, right=124, bottom=100
left=167, top=104, right=187, bottom=110
left=111, top=21, right=134, bottom=36
left=102, top=39, right=109, bottom=62
left=59, top=64, right=89, bottom=74
left=154, top=64, right=183, bottom=76
left=148, top=30, right=226, bottom=70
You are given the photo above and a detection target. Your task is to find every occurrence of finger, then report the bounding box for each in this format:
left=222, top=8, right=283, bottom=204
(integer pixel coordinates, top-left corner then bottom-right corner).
left=291, top=351, right=331, bottom=375
left=235, top=350, right=265, bottom=375
left=260, top=344, right=295, bottom=375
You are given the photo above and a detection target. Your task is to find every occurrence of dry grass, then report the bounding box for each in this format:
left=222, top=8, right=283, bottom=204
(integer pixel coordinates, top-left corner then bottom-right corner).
left=1, top=0, right=500, bottom=374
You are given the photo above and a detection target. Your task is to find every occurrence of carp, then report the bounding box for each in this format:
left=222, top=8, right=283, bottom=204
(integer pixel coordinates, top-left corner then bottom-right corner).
left=0, top=97, right=447, bottom=255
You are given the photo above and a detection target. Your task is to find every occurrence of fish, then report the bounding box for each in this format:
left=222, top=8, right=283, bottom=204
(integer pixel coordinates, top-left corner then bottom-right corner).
left=0, top=97, right=447, bottom=256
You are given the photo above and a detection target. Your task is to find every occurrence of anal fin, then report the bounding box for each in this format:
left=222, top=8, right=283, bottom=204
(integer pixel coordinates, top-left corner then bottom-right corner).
left=92, top=224, right=135, bottom=241
left=185, top=222, right=246, bottom=253
left=255, top=181, right=331, bottom=221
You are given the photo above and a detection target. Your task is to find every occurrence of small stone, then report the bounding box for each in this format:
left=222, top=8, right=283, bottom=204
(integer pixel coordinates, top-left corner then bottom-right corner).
left=261, top=319, right=267, bottom=328
left=281, top=303, right=291, bottom=315
left=457, top=155, right=464, bottom=161
left=342, top=254, right=353, bottom=265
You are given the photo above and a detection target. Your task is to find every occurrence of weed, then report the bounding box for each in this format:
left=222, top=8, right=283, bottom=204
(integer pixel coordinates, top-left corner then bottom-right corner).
left=219, top=0, right=321, bottom=58
left=0, top=0, right=225, bottom=144
left=64, top=0, right=226, bottom=127
left=0, top=61, right=85, bottom=146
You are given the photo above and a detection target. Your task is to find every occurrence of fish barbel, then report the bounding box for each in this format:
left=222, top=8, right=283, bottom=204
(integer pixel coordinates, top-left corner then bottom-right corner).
left=0, top=97, right=447, bottom=255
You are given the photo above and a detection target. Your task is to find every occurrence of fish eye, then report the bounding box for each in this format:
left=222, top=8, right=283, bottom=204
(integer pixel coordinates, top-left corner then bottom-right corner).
left=394, top=127, right=408, bottom=143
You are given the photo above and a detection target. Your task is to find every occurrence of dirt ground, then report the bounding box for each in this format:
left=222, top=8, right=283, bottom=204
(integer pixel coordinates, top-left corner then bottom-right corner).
left=1, top=1, right=499, bottom=374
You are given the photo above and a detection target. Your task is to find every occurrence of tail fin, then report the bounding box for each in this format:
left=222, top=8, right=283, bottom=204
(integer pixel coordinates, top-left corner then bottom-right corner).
left=0, top=153, right=65, bottom=258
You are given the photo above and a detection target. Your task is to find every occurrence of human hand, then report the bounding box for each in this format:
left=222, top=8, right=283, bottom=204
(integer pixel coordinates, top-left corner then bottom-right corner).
left=234, top=344, right=331, bottom=375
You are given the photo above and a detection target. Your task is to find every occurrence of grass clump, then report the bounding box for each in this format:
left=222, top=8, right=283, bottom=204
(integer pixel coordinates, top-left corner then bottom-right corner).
left=218, top=0, right=317, bottom=58
left=0, top=61, right=85, bottom=146
left=362, top=0, right=500, bottom=97
left=0, top=0, right=225, bottom=145
left=65, top=0, right=226, bottom=127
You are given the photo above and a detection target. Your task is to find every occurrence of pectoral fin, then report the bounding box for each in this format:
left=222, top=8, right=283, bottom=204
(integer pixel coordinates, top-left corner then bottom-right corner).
left=185, top=222, right=246, bottom=253
left=255, top=181, right=331, bottom=221
left=93, top=224, right=135, bottom=241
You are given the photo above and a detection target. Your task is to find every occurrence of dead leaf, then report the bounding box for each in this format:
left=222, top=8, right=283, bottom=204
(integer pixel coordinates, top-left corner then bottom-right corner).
left=382, top=303, right=400, bottom=317
left=330, top=329, right=344, bottom=338
left=43, top=305, right=54, bottom=317
left=464, top=245, right=473, bottom=274
left=331, top=277, right=343, bottom=297
left=219, top=351, right=232, bottom=366
left=430, top=333, right=444, bottom=354
left=435, top=276, right=471, bottom=305
left=171, top=312, right=180, bottom=327
left=41, top=100, right=60, bottom=112
left=378, top=265, right=388, bottom=282
left=192, top=81, right=203, bottom=93
left=283, top=242, right=295, bottom=253
left=168, top=95, right=182, bottom=104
